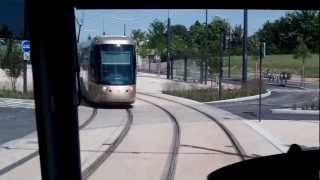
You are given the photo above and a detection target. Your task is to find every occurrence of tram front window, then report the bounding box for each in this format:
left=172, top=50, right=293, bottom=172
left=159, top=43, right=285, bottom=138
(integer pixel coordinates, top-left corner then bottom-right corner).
left=98, top=44, right=135, bottom=85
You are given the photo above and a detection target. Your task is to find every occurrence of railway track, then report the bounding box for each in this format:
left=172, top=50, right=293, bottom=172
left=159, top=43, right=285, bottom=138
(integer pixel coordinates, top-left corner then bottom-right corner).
left=1, top=93, right=248, bottom=179
left=81, top=108, right=133, bottom=180
left=0, top=108, right=97, bottom=176
left=137, top=98, right=181, bottom=180
left=137, top=92, right=248, bottom=161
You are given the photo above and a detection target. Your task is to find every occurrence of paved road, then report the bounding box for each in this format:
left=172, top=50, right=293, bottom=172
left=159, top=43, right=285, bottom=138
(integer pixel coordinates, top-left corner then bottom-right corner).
left=208, top=89, right=319, bottom=120
left=0, top=107, right=35, bottom=144
left=0, top=73, right=318, bottom=179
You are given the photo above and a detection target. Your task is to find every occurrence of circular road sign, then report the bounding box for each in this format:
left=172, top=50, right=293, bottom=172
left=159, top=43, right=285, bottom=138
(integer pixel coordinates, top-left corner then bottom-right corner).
left=21, top=40, right=30, bottom=53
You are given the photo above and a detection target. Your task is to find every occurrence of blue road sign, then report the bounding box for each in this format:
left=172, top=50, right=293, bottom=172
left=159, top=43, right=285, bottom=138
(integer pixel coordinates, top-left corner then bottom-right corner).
left=21, top=40, right=30, bottom=53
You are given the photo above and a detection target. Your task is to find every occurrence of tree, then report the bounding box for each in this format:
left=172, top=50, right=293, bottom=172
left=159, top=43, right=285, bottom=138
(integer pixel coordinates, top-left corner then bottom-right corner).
left=189, top=20, right=207, bottom=82
left=207, top=17, right=230, bottom=76
left=189, top=17, right=231, bottom=82
left=171, top=25, right=188, bottom=42
left=293, top=36, right=311, bottom=87
left=131, top=29, right=146, bottom=53
left=0, top=39, right=23, bottom=91
left=255, top=10, right=319, bottom=54
left=248, top=35, right=259, bottom=60
left=170, top=24, right=190, bottom=58
left=230, top=24, right=243, bottom=55
left=207, top=40, right=220, bottom=75
left=248, top=35, right=260, bottom=79
left=139, top=44, right=149, bottom=59
left=147, top=19, right=166, bottom=61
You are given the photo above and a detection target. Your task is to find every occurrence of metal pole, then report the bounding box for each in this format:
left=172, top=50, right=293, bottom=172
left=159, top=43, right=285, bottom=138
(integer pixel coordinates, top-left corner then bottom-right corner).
left=124, top=24, right=126, bottom=36
left=242, top=9, right=248, bottom=82
left=166, top=17, right=171, bottom=79
left=75, top=15, right=83, bottom=43
left=200, top=62, right=203, bottom=83
left=102, top=18, right=105, bottom=35
left=148, top=57, right=151, bottom=72
left=228, top=31, right=231, bottom=78
left=23, top=3, right=29, bottom=95
left=184, top=56, right=187, bottom=81
left=23, top=60, right=27, bottom=94
left=219, top=31, right=224, bottom=100
left=204, top=9, right=208, bottom=85
left=258, top=42, right=265, bottom=122
left=258, top=49, right=262, bottom=122
left=170, top=56, right=173, bottom=79
left=76, top=24, right=81, bottom=43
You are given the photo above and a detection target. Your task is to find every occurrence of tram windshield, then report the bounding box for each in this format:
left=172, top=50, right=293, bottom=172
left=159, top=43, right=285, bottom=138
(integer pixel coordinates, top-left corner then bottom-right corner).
left=98, top=44, right=135, bottom=85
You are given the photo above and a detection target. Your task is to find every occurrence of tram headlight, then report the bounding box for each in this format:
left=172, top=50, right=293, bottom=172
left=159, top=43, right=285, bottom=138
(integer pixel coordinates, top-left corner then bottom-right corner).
left=102, top=86, right=108, bottom=92
left=126, top=86, right=133, bottom=92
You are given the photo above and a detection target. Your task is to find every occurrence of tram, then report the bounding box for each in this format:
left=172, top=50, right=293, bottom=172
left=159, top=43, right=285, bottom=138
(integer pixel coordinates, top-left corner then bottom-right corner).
left=78, top=35, right=136, bottom=105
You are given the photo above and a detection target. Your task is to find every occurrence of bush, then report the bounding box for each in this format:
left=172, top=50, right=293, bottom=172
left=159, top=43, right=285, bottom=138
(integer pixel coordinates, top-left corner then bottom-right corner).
left=163, top=80, right=266, bottom=102
left=0, top=89, right=34, bottom=99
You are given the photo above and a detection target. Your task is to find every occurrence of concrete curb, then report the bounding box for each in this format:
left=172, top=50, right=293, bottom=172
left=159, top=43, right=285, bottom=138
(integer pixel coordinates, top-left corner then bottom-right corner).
left=266, top=83, right=305, bottom=89
left=241, top=120, right=288, bottom=153
left=271, top=108, right=319, bottom=115
left=204, top=89, right=272, bottom=104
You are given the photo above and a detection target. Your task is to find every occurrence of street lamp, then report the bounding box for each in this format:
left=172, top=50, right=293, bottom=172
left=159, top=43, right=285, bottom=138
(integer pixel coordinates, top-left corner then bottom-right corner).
left=242, top=9, right=248, bottom=82
left=167, top=9, right=171, bottom=79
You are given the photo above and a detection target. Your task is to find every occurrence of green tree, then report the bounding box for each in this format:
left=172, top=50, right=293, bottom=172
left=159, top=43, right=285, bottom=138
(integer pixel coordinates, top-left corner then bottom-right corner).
left=249, top=35, right=259, bottom=61
left=139, top=43, right=149, bottom=59
left=189, top=21, right=207, bottom=82
left=230, top=24, right=243, bottom=55
left=171, top=24, right=189, bottom=42
left=207, top=17, right=230, bottom=75
left=189, top=18, right=230, bottom=82
left=293, top=36, right=311, bottom=87
left=147, top=19, right=166, bottom=61
left=256, top=10, right=319, bottom=54
left=0, top=39, right=23, bottom=91
left=170, top=24, right=190, bottom=58
left=131, top=29, right=146, bottom=54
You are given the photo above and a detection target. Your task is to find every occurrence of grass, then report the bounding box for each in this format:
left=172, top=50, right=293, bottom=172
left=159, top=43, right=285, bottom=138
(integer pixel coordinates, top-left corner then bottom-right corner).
left=223, top=54, right=319, bottom=78
left=163, top=79, right=266, bottom=102
left=0, top=89, right=34, bottom=99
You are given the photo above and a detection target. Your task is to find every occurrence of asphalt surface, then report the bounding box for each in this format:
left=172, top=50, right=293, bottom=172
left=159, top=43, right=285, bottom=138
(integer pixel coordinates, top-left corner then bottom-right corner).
left=208, top=88, right=319, bottom=120
left=222, top=77, right=319, bottom=90
left=0, top=75, right=318, bottom=145
left=0, top=107, right=36, bottom=144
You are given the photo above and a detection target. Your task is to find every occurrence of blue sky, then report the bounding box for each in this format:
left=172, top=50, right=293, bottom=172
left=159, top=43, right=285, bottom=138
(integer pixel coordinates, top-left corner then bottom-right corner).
left=75, top=9, right=291, bottom=43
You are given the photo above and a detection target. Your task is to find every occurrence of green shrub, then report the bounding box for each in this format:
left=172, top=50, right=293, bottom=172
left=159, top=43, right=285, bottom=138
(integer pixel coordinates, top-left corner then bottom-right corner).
left=163, top=80, right=266, bottom=102
left=0, top=89, right=34, bottom=99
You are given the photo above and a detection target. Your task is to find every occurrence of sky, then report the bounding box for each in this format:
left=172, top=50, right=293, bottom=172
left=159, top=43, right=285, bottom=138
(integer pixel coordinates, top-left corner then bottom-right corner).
left=75, top=9, right=292, bottom=43
left=0, top=0, right=24, bottom=36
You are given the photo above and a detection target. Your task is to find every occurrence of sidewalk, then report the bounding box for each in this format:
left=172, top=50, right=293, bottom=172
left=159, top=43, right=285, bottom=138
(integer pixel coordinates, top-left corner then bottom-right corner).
left=141, top=91, right=319, bottom=157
